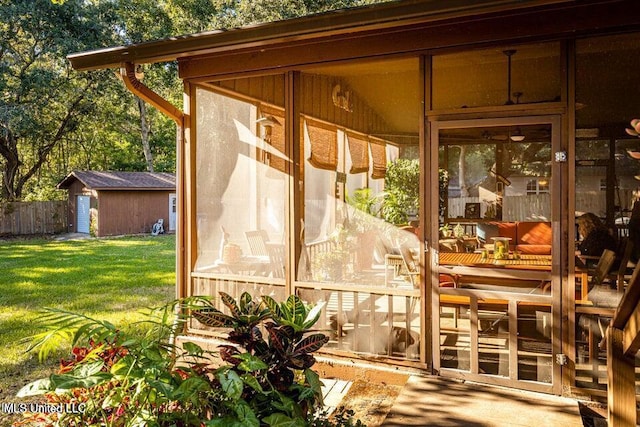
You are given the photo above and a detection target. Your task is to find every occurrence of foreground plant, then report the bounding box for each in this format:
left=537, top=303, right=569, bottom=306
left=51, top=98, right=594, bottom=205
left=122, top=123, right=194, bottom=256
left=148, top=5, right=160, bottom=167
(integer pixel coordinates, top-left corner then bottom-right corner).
left=191, top=292, right=332, bottom=426
left=16, top=293, right=365, bottom=427
left=17, top=298, right=214, bottom=426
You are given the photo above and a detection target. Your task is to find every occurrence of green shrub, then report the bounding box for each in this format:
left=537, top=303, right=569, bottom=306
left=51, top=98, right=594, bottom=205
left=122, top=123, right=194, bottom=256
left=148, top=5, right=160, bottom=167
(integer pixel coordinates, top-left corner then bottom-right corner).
left=16, top=294, right=366, bottom=427
left=382, top=159, right=419, bottom=225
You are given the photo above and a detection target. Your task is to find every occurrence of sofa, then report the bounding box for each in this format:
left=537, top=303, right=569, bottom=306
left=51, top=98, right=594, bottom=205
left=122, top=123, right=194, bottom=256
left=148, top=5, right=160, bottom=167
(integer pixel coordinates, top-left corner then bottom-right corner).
left=476, top=221, right=552, bottom=255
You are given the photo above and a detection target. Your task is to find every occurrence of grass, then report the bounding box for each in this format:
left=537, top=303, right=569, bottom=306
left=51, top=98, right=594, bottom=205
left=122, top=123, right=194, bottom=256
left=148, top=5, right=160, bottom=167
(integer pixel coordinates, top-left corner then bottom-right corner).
left=0, top=235, right=175, bottom=426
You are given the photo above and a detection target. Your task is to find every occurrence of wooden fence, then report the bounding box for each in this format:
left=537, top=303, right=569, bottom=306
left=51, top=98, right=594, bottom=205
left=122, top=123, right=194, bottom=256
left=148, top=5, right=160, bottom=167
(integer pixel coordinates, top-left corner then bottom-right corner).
left=0, top=201, right=68, bottom=236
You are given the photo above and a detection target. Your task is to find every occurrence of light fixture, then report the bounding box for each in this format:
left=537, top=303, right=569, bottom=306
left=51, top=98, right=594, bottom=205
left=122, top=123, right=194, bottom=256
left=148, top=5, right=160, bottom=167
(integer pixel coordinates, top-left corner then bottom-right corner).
left=256, top=115, right=280, bottom=128
left=255, top=115, right=280, bottom=165
left=538, top=179, right=549, bottom=186
left=256, top=115, right=280, bottom=143
left=510, top=127, right=525, bottom=142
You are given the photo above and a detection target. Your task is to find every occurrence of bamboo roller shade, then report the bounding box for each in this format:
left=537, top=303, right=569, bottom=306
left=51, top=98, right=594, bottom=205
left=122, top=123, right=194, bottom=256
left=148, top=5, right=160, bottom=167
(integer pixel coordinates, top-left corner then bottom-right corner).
left=346, top=132, right=369, bottom=174
left=306, top=119, right=338, bottom=171
left=305, top=118, right=388, bottom=177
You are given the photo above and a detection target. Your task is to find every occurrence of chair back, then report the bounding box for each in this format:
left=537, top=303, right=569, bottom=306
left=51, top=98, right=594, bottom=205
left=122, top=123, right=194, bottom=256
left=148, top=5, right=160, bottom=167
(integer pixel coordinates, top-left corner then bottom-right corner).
left=245, top=230, right=269, bottom=256
left=399, top=245, right=417, bottom=274
left=616, top=239, right=634, bottom=291
left=267, top=243, right=286, bottom=278
left=398, top=245, right=421, bottom=289
left=589, top=248, right=616, bottom=291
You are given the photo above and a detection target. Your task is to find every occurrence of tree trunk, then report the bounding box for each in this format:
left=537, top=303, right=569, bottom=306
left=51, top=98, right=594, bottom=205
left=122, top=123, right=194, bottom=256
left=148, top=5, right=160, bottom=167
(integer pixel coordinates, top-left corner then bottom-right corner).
left=137, top=96, right=154, bottom=172
left=458, top=145, right=469, bottom=197
left=0, top=130, right=21, bottom=201
left=1, top=94, right=86, bottom=201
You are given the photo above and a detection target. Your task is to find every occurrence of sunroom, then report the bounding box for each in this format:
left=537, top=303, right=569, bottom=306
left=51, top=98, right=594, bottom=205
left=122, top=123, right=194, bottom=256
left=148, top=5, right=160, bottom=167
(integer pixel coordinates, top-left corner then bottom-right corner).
left=68, top=0, right=640, bottom=414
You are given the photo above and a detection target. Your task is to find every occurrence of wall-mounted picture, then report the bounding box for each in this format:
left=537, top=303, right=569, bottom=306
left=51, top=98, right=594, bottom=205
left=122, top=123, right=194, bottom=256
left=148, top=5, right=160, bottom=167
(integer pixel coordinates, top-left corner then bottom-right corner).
left=465, top=202, right=481, bottom=219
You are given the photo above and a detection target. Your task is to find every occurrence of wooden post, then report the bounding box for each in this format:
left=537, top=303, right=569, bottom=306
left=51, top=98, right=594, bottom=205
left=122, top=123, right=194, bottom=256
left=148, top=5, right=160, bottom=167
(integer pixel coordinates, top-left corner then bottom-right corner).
left=606, top=326, right=636, bottom=427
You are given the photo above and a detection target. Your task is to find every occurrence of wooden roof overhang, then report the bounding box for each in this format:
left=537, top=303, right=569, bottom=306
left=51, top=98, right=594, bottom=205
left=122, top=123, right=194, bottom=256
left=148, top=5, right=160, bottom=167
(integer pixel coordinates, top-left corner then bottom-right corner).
left=68, top=0, right=640, bottom=78
left=56, top=171, right=176, bottom=191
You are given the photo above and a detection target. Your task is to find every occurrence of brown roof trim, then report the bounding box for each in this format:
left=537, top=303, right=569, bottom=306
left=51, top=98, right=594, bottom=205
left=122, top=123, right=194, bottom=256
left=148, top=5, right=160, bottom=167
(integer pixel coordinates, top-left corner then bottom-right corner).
left=68, top=0, right=571, bottom=71
left=57, top=171, right=176, bottom=191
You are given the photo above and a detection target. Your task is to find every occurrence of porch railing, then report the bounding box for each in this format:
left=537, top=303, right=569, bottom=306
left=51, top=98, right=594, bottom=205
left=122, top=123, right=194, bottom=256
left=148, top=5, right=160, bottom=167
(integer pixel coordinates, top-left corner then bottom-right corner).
left=604, top=262, right=640, bottom=426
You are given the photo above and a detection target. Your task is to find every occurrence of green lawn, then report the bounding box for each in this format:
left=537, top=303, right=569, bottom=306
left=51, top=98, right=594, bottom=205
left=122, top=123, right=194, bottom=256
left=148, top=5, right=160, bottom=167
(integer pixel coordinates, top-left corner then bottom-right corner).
left=0, top=235, right=175, bottom=426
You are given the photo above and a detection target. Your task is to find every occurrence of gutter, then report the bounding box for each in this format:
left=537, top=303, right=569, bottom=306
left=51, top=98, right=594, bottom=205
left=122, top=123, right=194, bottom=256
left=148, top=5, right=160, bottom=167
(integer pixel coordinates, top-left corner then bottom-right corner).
left=119, top=62, right=183, bottom=125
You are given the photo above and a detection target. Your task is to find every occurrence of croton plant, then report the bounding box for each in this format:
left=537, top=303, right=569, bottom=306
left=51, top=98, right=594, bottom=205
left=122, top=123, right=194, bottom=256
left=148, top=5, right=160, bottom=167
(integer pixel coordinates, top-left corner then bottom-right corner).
left=15, top=294, right=365, bottom=427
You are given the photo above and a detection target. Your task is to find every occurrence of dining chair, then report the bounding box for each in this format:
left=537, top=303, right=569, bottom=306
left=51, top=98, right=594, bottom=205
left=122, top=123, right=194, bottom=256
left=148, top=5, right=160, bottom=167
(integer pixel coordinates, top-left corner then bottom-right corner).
left=245, top=230, right=270, bottom=257
left=581, top=249, right=622, bottom=357
left=586, top=249, right=617, bottom=295
left=267, top=243, right=286, bottom=278
left=399, top=245, right=419, bottom=286
left=611, top=239, right=634, bottom=291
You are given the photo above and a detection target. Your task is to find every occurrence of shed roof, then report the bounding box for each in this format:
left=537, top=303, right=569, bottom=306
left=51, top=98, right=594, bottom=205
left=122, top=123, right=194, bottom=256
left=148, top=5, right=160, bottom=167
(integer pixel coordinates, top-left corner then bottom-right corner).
left=57, top=171, right=176, bottom=191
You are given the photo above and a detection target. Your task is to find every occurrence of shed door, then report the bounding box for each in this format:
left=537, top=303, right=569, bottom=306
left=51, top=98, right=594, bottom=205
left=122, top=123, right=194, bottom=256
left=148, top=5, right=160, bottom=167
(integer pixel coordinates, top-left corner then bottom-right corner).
left=77, top=195, right=90, bottom=234
left=168, top=194, right=177, bottom=232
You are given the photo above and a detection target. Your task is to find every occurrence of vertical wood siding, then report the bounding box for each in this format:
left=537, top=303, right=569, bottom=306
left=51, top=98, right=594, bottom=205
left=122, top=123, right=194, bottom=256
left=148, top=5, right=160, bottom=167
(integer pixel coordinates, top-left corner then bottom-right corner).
left=0, top=201, right=67, bottom=235
left=96, top=190, right=172, bottom=237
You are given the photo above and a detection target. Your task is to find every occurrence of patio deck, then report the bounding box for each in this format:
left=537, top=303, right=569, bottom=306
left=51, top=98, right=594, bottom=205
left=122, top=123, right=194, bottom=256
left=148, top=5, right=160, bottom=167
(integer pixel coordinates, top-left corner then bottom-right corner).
left=318, top=360, right=601, bottom=426
left=380, top=375, right=591, bottom=427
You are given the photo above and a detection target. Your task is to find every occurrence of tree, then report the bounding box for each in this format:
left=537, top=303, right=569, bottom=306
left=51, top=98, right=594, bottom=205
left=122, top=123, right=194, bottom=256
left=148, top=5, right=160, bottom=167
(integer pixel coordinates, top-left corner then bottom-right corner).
left=3, top=0, right=389, bottom=201
left=0, top=0, right=115, bottom=200
left=112, top=0, right=385, bottom=174
left=382, top=158, right=419, bottom=224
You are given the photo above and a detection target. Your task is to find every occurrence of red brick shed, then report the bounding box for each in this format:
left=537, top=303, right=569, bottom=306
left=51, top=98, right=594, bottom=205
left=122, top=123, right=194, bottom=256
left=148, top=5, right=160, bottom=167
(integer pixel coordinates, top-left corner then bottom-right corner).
left=57, top=171, right=176, bottom=237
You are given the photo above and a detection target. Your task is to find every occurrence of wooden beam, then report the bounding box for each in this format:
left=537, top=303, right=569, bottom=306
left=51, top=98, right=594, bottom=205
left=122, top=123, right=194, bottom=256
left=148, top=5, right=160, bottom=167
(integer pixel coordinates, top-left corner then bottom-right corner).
left=69, top=0, right=574, bottom=71
left=606, top=327, right=637, bottom=427
left=179, top=1, right=640, bottom=80
left=622, top=302, right=640, bottom=356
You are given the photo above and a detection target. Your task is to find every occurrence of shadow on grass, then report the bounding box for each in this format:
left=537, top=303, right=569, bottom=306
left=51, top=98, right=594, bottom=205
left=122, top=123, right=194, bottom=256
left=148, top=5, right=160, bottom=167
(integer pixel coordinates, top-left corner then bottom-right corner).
left=0, top=235, right=176, bottom=426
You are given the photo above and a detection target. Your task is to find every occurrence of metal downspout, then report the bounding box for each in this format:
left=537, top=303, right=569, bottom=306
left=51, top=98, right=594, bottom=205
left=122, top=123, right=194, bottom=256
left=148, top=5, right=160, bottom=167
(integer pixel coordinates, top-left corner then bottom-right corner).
left=120, top=62, right=183, bottom=125
left=119, top=61, right=187, bottom=334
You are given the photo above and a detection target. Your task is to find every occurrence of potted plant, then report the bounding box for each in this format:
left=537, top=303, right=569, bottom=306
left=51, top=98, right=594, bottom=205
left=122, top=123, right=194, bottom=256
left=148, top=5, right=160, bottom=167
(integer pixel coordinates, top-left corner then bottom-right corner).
left=439, top=224, right=452, bottom=238
left=453, top=223, right=465, bottom=238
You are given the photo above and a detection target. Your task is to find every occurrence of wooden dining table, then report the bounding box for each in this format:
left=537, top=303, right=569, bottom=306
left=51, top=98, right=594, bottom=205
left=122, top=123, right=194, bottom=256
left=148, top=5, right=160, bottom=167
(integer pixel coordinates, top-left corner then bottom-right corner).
left=439, top=252, right=590, bottom=300
left=439, top=252, right=552, bottom=270
left=437, top=252, right=555, bottom=294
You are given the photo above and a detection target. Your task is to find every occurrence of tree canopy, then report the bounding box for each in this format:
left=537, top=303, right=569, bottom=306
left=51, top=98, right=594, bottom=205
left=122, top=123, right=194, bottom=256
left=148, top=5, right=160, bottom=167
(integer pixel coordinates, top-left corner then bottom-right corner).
left=0, top=0, right=386, bottom=201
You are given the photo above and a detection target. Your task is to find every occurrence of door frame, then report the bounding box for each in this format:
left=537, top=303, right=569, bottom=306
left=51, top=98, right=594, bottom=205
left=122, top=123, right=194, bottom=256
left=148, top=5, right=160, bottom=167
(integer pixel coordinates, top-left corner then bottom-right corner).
left=76, top=195, right=91, bottom=234
left=169, top=193, right=177, bottom=232
left=428, top=115, right=563, bottom=394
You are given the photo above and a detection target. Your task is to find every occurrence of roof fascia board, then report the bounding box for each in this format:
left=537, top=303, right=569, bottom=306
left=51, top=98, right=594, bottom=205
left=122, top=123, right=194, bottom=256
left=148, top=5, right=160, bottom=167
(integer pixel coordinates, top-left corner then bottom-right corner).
left=178, top=0, right=640, bottom=80
left=68, top=0, right=571, bottom=71
left=95, top=187, right=175, bottom=191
